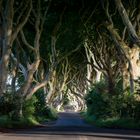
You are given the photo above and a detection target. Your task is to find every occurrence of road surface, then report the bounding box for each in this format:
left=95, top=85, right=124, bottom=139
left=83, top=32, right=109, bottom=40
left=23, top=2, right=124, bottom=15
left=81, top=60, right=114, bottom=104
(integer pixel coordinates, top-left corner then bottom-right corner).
left=0, top=112, right=140, bottom=140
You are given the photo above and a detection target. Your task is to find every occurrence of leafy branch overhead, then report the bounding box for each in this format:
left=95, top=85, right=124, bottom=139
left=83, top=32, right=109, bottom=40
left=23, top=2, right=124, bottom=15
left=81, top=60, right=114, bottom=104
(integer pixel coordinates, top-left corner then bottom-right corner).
left=0, top=0, right=140, bottom=124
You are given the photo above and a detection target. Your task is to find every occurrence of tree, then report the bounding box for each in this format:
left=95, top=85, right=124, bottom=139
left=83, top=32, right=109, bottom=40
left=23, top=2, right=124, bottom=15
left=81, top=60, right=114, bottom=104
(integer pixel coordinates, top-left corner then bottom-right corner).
left=0, top=0, right=32, bottom=96
left=101, top=0, right=140, bottom=93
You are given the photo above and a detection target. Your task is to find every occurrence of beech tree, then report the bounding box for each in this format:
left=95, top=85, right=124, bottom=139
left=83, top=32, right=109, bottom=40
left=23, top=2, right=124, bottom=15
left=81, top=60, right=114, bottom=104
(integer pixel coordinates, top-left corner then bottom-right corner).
left=101, top=0, right=140, bottom=93
left=0, top=0, right=32, bottom=97
left=0, top=0, right=139, bottom=118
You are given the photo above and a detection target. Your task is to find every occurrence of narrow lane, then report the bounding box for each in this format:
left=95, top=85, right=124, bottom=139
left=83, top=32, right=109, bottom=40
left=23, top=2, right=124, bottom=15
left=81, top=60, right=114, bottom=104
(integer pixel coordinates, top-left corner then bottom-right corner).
left=0, top=112, right=140, bottom=140
left=53, top=112, right=92, bottom=127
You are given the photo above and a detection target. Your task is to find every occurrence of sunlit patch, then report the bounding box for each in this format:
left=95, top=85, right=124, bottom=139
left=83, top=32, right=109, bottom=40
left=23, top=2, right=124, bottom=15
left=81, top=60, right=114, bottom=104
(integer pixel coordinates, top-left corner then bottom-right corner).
left=7, top=29, right=12, bottom=36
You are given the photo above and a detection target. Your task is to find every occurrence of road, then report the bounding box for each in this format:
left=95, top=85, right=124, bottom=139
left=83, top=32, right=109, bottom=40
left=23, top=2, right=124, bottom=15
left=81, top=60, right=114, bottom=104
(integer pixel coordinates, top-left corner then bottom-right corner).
left=0, top=112, right=140, bottom=140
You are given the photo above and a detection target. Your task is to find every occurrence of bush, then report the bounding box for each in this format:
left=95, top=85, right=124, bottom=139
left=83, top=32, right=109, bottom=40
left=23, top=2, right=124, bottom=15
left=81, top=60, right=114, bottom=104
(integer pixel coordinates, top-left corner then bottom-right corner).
left=0, top=93, right=15, bottom=115
left=85, top=81, right=140, bottom=121
left=11, top=116, right=39, bottom=128
left=135, top=77, right=140, bottom=94
left=0, top=115, right=39, bottom=128
left=34, top=89, right=58, bottom=121
left=85, top=81, right=111, bottom=119
left=0, top=93, right=58, bottom=128
left=117, top=93, right=139, bottom=119
left=0, top=115, right=12, bottom=128
left=91, top=118, right=140, bottom=129
left=0, top=90, right=58, bottom=128
left=23, top=96, right=37, bottom=117
left=22, top=93, right=58, bottom=121
left=39, top=106, right=58, bottom=120
left=86, top=92, right=110, bottom=118
left=101, top=118, right=140, bottom=129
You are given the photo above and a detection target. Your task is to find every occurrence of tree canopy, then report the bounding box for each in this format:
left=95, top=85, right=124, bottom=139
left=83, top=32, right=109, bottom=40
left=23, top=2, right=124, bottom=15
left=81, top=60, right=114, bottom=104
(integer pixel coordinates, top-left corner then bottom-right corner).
left=0, top=0, right=140, bottom=126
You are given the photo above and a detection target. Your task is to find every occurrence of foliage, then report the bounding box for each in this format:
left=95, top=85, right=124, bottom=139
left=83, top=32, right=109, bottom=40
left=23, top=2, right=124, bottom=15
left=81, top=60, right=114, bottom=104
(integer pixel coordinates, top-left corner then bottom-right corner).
left=85, top=81, right=140, bottom=127
left=42, top=106, right=58, bottom=120
left=116, top=92, right=140, bottom=120
left=34, top=89, right=58, bottom=120
left=97, top=118, right=140, bottom=129
left=23, top=92, right=58, bottom=121
left=0, top=93, right=38, bottom=119
left=0, top=90, right=58, bottom=128
left=0, top=93, right=15, bottom=115
left=0, top=0, right=140, bottom=129
left=135, top=77, right=140, bottom=94
left=0, top=115, right=38, bottom=128
left=85, top=81, right=110, bottom=118
left=0, top=115, right=12, bottom=128
left=23, top=96, right=38, bottom=117
left=62, top=93, right=70, bottom=106
left=85, top=116, right=140, bottom=129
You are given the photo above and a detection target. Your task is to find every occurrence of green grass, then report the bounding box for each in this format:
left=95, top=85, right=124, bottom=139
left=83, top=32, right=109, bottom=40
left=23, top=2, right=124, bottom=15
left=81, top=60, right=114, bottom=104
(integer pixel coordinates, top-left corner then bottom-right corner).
left=0, top=108, right=58, bottom=129
left=94, top=118, right=140, bottom=129
left=82, top=113, right=140, bottom=130
left=0, top=115, right=39, bottom=128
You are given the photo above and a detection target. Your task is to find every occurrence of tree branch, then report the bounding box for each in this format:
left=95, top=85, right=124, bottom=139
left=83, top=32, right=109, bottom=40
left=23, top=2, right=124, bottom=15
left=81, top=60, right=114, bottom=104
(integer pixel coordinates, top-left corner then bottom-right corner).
left=114, top=0, right=140, bottom=45
left=11, top=0, right=32, bottom=44
left=20, top=30, right=35, bottom=51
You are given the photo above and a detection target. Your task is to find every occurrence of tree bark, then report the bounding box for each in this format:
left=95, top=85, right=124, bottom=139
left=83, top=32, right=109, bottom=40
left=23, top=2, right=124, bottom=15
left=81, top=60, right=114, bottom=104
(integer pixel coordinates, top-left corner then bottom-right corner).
left=106, top=24, right=135, bottom=93
left=0, top=0, right=32, bottom=96
left=114, top=0, right=140, bottom=44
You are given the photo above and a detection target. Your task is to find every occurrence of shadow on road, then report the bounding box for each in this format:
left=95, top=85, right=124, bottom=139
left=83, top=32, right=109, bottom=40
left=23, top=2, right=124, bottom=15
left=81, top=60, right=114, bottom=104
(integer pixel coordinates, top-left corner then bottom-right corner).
left=5, top=127, right=140, bottom=140
left=1, top=112, right=140, bottom=140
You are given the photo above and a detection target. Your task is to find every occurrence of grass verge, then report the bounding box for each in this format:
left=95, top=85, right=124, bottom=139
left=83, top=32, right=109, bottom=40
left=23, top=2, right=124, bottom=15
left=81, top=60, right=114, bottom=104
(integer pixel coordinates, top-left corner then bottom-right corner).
left=0, top=115, right=39, bottom=128
left=82, top=113, right=140, bottom=130
left=0, top=111, right=58, bottom=129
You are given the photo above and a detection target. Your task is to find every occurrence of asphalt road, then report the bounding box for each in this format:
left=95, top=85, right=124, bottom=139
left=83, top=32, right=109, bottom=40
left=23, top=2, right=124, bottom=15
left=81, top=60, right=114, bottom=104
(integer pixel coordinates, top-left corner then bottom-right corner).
left=0, top=112, right=140, bottom=140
